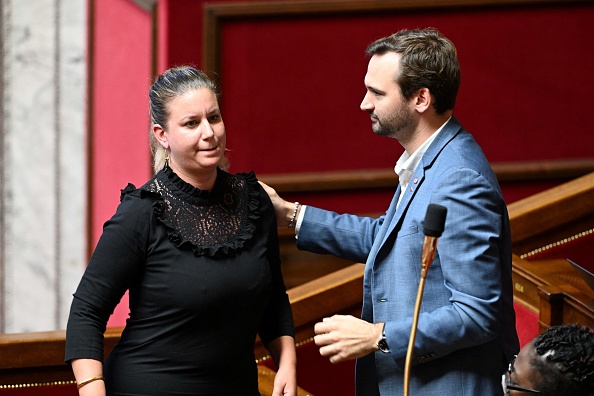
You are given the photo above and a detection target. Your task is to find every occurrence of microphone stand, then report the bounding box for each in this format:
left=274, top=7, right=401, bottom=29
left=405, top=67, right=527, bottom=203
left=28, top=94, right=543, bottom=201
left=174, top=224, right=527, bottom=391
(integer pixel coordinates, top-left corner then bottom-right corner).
left=403, top=203, right=446, bottom=396
left=403, top=236, right=438, bottom=396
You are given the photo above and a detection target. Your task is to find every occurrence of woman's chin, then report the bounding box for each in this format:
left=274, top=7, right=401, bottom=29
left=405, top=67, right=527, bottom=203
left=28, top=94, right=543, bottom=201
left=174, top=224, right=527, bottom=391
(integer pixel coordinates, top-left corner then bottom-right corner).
left=197, top=157, right=223, bottom=171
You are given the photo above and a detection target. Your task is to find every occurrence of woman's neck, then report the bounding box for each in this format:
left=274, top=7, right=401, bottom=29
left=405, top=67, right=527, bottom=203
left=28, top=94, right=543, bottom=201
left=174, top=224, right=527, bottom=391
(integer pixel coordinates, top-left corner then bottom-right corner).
left=170, top=165, right=218, bottom=191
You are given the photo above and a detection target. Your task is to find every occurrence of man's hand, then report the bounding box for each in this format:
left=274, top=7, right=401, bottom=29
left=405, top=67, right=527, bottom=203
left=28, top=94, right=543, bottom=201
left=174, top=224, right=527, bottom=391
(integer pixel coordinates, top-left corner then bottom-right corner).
left=259, top=181, right=300, bottom=228
left=314, top=315, right=384, bottom=364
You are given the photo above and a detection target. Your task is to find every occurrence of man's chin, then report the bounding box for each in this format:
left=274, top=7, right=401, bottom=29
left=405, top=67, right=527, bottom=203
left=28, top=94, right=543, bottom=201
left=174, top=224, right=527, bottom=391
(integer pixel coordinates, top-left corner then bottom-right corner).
left=372, top=127, right=390, bottom=137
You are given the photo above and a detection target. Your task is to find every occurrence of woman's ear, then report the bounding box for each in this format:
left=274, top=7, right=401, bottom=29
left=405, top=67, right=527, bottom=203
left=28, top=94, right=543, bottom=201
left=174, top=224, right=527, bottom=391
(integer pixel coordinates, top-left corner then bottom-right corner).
left=153, top=124, right=169, bottom=149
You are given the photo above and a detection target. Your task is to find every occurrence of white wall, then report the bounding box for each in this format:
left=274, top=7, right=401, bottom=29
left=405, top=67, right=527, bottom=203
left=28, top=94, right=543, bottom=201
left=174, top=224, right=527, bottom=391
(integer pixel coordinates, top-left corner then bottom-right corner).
left=0, top=0, right=86, bottom=333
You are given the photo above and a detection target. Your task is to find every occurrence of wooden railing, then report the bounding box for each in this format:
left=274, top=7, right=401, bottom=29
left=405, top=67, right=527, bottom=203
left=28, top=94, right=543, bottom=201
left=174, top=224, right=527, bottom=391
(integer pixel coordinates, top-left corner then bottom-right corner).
left=508, top=171, right=594, bottom=331
left=0, top=264, right=364, bottom=394
left=508, top=169, right=594, bottom=256
left=259, top=158, right=594, bottom=194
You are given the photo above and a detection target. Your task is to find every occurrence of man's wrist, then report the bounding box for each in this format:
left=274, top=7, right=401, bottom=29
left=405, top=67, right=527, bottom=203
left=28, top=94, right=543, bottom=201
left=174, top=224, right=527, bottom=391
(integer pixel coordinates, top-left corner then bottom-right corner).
left=376, top=322, right=389, bottom=353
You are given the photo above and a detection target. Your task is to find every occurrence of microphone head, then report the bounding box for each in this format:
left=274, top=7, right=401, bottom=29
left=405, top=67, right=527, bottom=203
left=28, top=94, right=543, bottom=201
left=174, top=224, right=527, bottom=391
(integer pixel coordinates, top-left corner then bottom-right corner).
left=423, top=204, right=447, bottom=237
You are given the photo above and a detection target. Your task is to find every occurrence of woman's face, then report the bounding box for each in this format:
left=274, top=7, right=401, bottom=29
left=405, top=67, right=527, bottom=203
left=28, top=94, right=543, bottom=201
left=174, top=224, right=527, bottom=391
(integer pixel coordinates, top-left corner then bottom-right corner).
left=156, top=87, right=226, bottom=183
left=505, top=341, right=542, bottom=395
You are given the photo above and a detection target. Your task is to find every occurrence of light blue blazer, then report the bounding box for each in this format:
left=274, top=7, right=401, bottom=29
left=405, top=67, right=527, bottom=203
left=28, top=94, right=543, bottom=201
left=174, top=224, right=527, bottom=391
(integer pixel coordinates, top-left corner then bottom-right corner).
left=297, top=116, right=519, bottom=396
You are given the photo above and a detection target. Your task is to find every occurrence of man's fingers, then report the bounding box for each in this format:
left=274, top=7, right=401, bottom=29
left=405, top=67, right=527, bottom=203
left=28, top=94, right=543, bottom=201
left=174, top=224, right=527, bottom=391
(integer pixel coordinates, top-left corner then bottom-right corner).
left=313, top=332, right=332, bottom=347
left=314, top=318, right=332, bottom=335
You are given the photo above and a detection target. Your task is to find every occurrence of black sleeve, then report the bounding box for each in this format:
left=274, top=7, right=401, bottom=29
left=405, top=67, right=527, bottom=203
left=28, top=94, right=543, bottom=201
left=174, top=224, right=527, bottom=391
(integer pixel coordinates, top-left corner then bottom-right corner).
left=257, top=185, right=295, bottom=346
left=64, top=193, right=150, bottom=363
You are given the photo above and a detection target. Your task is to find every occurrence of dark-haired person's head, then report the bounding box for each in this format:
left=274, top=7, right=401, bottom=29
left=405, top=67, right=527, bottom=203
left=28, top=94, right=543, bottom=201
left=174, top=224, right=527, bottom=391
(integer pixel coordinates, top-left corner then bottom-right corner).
left=365, top=28, right=460, bottom=115
left=503, top=324, right=594, bottom=395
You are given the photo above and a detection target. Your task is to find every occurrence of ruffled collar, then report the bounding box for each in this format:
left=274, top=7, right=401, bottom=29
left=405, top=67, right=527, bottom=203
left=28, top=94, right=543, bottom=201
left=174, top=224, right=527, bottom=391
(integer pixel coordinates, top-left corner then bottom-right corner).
left=122, top=167, right=261, bottom=257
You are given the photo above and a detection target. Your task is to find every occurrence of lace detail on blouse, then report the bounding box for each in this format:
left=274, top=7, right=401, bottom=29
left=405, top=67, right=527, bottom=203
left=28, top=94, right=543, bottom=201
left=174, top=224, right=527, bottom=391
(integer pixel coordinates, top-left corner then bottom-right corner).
left=123, top=168, right=261, bottom=257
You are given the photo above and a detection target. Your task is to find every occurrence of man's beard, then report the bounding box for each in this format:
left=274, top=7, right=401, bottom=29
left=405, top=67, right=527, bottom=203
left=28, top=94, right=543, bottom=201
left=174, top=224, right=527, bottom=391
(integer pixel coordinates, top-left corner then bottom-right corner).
left=371, top=101, right=415, bottom=143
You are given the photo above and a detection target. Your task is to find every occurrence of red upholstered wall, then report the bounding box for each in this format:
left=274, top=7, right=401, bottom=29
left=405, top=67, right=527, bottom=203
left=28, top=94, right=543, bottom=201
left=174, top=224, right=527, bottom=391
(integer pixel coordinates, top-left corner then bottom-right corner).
left=90, top=0, right=153, bottom=326
left=216, top=4, right=594, bottom=173
left=164, top=1, right=594, bottom=210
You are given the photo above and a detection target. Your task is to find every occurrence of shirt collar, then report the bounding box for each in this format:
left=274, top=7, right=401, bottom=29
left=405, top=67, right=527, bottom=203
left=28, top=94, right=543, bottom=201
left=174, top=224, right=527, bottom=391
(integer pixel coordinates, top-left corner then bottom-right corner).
left=394, top=116, right=451, bottom=188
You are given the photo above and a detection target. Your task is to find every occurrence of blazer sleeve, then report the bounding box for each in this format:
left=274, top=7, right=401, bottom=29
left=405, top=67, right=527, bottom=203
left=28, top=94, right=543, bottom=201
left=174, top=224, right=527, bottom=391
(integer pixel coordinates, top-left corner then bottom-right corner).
left=297, top=206, right=385, bottom=264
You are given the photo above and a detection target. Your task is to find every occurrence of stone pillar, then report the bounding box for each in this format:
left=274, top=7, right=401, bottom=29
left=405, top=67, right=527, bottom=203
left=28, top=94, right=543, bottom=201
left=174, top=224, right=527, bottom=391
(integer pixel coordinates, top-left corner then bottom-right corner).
left=0, top=0, right=86, bottom=333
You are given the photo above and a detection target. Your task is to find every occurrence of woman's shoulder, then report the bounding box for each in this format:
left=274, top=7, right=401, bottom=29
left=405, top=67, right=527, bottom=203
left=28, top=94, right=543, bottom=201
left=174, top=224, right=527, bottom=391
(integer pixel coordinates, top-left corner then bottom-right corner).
left=224, top=169, right=257, bottom=186
left=115, top=181, right=163, bottom=217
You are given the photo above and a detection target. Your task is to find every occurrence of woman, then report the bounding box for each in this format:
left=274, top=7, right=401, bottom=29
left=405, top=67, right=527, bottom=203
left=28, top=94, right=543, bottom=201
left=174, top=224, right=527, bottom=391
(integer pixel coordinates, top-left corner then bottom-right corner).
left=65, top=66, right=297, bottom=395
left=502, top=324, right=593, bottom=395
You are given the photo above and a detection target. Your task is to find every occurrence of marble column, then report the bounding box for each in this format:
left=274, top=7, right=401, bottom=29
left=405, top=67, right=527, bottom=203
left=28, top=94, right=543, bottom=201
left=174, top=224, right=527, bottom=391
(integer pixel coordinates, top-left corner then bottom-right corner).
left=0, top=0, right=86, bottom=333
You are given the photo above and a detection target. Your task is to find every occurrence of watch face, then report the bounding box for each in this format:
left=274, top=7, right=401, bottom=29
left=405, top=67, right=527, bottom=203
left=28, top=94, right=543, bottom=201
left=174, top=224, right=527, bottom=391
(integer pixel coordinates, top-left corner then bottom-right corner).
left=378, top=338, right=390, bottom=353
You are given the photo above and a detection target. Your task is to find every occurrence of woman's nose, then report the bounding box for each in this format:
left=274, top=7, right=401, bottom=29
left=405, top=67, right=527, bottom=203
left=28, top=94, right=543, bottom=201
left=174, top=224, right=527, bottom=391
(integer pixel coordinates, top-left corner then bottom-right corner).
left=201, top=119, right=214, bottom=137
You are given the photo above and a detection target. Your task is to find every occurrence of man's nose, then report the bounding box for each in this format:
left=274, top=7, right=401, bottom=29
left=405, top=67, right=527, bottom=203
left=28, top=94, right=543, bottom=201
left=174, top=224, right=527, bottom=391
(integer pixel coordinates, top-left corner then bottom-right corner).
left=360, top=92, right=373, bottom=111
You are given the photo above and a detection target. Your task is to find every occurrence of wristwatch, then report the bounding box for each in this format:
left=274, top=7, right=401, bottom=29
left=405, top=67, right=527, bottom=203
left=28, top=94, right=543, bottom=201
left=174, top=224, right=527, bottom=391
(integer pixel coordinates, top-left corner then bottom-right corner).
left=377, top=323, right=390, bottom=353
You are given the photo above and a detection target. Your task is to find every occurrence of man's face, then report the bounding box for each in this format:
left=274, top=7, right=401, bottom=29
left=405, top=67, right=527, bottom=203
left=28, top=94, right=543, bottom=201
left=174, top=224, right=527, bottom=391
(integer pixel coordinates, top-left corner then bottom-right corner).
left=360, top=52, right=417, bottom=142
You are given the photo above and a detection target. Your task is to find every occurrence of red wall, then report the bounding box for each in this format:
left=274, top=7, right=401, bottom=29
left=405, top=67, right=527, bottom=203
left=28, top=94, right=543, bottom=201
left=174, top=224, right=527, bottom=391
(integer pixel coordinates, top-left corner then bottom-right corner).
left=90, top=0, right=153, bottom=326
left=163, top=1, right=594, bottom=209
left=216, top=4, right=594, bottom=171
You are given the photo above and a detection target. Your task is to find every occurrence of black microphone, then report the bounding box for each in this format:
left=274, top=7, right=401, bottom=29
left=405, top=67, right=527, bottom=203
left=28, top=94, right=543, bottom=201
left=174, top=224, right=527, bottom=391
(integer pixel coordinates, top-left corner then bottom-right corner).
left=420, top=204, right=447, bottom=277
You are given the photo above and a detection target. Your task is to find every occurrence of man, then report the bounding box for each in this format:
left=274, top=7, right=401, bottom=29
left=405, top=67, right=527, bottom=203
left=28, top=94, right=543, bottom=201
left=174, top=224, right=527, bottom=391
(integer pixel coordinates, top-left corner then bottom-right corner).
left=262, top=28, right=519, bottom=395
left=502, top=324, right=593, bottom=395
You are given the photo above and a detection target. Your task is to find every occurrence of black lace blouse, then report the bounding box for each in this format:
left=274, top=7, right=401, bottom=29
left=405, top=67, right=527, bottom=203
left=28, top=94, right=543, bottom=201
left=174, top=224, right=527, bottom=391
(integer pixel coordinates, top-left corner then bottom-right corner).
left=65, top=167, right=294, bottom=395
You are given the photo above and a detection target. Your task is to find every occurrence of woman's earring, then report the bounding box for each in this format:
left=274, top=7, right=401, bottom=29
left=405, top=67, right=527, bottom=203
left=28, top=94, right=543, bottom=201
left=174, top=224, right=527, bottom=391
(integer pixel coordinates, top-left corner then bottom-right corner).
left=164, top=151, right=170, bottom=169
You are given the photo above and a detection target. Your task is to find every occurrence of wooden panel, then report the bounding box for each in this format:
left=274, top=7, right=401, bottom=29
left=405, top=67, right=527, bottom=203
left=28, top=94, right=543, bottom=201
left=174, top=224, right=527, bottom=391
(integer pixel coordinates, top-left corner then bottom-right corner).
left=538, top=284, right=594, bottom=332
left=512, top=255, right=594, bottom=331
left=508, top=171, right=594, bottom=255
left=508, top=171, right=594, bottom=331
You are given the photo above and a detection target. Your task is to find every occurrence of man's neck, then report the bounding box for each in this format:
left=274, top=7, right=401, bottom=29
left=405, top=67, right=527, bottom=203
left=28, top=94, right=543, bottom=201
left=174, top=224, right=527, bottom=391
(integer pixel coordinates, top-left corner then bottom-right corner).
left=402, top=111, right=451, bottom=154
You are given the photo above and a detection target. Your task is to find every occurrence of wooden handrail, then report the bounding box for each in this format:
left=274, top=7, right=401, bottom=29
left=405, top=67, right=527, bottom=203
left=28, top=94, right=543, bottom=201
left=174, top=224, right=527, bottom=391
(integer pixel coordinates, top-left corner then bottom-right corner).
left=259, top=159, right=594, bottom=194
left=256, top=263, right=364, bottom=359
left=0, top=264, right=364, bottom=389
left=508, top=170, right=594, bottom=255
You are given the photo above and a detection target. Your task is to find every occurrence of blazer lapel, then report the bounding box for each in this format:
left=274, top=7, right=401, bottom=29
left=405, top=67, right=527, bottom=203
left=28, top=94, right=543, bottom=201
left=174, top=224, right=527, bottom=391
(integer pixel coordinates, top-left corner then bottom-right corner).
left=373, top=116, right=463, bottom=258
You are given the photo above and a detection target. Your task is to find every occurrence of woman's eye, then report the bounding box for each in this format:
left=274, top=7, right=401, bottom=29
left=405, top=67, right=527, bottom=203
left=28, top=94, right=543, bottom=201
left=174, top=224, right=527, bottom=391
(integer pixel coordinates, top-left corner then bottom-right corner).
left=186, top=120, right=198, bottom=127
left=209, top=114, right=220, bottom=122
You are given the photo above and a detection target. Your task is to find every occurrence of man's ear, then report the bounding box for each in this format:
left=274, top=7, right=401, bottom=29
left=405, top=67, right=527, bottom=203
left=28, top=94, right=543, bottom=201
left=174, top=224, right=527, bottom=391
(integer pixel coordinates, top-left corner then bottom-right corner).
left=414, top=87, right=432, bottom=113
left=153, top=124, right=169, bottom=149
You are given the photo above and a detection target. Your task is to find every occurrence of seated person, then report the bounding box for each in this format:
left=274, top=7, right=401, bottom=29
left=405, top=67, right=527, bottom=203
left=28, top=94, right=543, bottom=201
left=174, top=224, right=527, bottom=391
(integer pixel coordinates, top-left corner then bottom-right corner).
left=502, top=324, right=593, bottom=395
